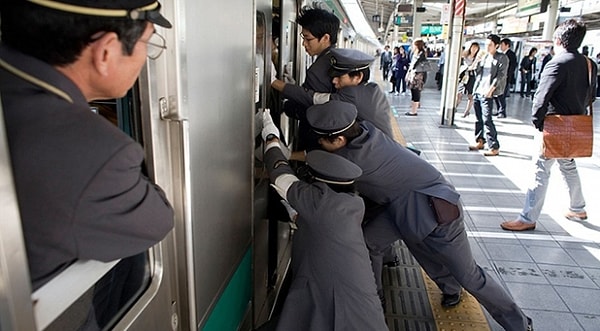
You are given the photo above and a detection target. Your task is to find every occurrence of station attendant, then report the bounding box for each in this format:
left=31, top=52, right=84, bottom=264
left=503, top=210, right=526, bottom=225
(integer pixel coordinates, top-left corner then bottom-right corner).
left=0, top=0, right=175, bottom=291
left=306, top=100, right=534, bottom=331
left=259, top=111, right=388, bottom=331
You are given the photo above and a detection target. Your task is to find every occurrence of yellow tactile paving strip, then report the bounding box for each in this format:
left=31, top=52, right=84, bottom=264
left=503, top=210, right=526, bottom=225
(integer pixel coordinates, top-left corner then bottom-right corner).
left=389, top=113, right=491, bottom=331
left=421, top=271, right=491, bottom=331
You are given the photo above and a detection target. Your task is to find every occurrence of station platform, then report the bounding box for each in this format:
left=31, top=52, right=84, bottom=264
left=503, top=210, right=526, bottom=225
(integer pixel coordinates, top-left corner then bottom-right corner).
left=379, top=78, right=600, bottom=330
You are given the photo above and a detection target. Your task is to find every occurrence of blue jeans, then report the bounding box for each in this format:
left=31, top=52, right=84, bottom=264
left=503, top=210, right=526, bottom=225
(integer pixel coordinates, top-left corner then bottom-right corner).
left=518, top=133, right=586, bottom=223
left=473, top=94, right=499, bottom=149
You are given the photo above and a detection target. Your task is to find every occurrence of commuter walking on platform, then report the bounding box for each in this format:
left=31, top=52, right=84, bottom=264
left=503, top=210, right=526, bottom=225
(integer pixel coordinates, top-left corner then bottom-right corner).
left=0, top=0, right=174, bottom=292
left=494, top=38, right=517, bottom=118
left=469, top=34, right=508, bottom=156
left=456, top=42, right=480, bottom=117
left=405, top=39, right=428, bottom=116
left=282, top=7, right=339, bottom=151
left=380, top=45, right=393, bottom=81
left=306, top=100, right=534, bottom=331
left=258, top=112, right=388, bottom=331
left=501, top=20, right=595, bottom=232
left=519, top=47, right=537, bottom=98
left=391, top=46, right=409, bottom=95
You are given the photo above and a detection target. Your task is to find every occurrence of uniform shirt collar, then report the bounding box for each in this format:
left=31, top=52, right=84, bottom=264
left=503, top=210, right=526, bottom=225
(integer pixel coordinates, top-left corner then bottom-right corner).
left=0, top=43, right=88, bottom=106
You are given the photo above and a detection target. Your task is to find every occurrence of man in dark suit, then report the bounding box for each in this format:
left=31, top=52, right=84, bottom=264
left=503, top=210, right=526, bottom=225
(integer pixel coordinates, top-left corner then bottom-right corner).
left=306, top=100, right=534, bottom=331
left=281, top=7, right=339, bottom=151
left=494, top=38, right=518, bottom=117
left=502, top=19, right=595, bottom=231
left=0, top=0, right=174, bottom=291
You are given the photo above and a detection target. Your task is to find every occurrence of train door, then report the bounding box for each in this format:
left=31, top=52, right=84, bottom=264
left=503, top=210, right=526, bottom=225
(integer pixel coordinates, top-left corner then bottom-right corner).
left=0, top=98, right=37, bottom=331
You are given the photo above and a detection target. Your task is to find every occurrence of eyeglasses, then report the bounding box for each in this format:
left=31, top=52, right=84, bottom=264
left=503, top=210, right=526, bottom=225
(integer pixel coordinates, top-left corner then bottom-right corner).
left=300, top=34, right=317, bottom=42
left=140, top=31, right=167, bottom=60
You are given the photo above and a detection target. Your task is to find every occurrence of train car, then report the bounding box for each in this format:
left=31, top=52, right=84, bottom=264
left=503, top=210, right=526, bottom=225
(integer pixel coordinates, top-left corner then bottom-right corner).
left=0, top=1, right=379, bottom=331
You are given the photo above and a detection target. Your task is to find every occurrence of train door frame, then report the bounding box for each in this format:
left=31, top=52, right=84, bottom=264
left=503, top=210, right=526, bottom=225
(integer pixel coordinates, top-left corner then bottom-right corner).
left=0, top=97, right=37, bottom=331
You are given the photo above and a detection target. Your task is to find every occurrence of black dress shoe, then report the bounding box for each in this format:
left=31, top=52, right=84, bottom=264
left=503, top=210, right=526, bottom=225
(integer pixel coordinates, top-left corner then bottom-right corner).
left=441, top=292, right=461, bottom=307
left=383, top=256, right=400, bottom=268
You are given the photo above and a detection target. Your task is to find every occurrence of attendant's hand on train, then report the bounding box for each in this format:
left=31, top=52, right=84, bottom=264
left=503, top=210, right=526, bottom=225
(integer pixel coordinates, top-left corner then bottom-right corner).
left=261, top=109, right=280, bottom=141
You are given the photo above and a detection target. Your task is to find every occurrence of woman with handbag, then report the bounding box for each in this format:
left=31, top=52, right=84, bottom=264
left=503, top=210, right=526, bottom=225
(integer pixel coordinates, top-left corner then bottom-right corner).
left=405, top=39, right=428, bottom=116
left=456, top=42, right=480, bottom=117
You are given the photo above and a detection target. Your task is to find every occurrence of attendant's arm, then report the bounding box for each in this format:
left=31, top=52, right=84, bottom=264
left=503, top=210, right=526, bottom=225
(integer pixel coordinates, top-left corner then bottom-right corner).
left=74, top=143, right=174, bottom=261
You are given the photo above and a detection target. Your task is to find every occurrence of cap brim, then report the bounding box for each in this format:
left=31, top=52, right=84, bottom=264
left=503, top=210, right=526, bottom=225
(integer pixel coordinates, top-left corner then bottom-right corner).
left=147, top=9, right=172, bottom=28
left=328, top=67, right=349, bottom=77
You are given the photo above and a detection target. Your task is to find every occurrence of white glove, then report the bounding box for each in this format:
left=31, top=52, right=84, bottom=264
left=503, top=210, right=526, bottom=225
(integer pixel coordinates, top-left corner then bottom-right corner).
left=261, top=109, right=280, bottom=141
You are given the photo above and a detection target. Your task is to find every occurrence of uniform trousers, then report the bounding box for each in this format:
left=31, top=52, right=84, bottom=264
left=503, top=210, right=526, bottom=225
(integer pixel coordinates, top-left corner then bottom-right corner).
left=363, top=204, right=528, bottom=330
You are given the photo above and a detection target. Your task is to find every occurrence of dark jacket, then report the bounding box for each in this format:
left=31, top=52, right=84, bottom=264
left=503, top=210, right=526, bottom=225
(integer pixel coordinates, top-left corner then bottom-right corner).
left=505, top=49, right=518, bottom=84
left=0, top=44, right=174, bottom=290
left=532, top=50, right=597, bottom=130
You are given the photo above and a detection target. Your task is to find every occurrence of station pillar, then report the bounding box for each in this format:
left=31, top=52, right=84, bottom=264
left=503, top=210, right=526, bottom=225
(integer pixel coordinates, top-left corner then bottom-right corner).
left=412, top=0, right=423, bottom=39
left=439, top=0, right=465, bottom=126
left=543, top=0, right=559, bottom=40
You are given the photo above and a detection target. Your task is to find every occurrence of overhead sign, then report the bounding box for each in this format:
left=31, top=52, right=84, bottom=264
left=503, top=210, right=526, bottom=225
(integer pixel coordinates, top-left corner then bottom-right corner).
left=517, top=0, right=549, bottom=16
left=421, top=25, right=443, bottom=36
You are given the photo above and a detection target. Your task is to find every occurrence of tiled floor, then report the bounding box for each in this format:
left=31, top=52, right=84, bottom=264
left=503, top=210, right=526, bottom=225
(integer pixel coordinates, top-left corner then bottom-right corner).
left=382, top=83, right=600, bottom=330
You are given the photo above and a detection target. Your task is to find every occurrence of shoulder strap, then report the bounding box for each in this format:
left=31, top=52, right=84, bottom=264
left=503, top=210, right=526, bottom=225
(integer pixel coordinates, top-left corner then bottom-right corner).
left=585, top=57, right=594, bottom=115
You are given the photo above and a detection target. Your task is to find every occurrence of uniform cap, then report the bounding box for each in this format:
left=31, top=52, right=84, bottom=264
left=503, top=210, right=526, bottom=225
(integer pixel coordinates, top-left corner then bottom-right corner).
left=329, top=48, right=374, bottom=77
left=306, top=100, right=358, bottom=136
left=306, top=150, right=362, bottom=185
left=26, top=0, right=172, bottom=28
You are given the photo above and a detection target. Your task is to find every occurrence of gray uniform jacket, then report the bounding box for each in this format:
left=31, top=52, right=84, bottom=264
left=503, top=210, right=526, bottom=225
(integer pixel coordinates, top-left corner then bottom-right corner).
left=532, top=50, right=597, bottom=130
left=336, top=122, right=460, bottom=241
left=282, top=82, right=393, bottom=137
left=264, top=147, right=387, bottom=331
left=0, top=45, right=174, bottom=290
left=473, top=51, right=509, bottom=97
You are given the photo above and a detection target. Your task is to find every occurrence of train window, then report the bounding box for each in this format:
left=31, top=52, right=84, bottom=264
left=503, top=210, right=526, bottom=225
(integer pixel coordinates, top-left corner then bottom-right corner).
left=32, top=83, right=153, bottom=330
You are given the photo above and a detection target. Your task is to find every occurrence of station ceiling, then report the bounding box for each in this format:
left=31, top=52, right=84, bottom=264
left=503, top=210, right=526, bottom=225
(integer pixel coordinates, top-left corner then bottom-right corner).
left=359, top=0, right=522, bottom=41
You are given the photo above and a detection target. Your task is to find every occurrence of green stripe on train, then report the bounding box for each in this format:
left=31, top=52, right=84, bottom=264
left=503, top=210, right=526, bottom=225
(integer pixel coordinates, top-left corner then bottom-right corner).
left=202, top=249, right=252, bottom=331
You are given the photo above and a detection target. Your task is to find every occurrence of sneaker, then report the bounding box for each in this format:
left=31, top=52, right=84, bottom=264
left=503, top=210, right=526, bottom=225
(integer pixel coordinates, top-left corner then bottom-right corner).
left=497, top=113, right=507, bottom=118
left=394, top=92, right=399, bottom=96
left=484, top=149, right=500, bottom=156
left=401, top=92, right=406, bottom=96
left=527, top=317, right=534, bottom=331
left=565, top=211, right=587, bottom=221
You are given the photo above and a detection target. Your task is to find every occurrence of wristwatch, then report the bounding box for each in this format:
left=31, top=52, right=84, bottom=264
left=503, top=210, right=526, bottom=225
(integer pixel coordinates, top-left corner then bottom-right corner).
left=265, top=134, right=277, bottom=142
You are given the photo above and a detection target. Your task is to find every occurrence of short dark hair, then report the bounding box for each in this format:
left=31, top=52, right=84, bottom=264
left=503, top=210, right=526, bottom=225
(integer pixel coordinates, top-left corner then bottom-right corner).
left=348, top=68, right=370, bottom=83
left=487, top=34, right=501, bottom=45
left=553, top=19, right=586, bottom=51
left=500, top=38, right=512, bottom=47
left=0, top=1, right=147, bottom=66
left=297, top=8, right=340, bottom=45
